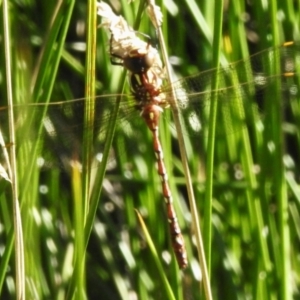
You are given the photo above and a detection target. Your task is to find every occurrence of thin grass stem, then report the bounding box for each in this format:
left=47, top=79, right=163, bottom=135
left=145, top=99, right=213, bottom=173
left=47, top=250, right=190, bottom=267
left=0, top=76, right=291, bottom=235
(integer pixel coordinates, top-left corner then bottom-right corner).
left=2, top=0, right=24, bottom=298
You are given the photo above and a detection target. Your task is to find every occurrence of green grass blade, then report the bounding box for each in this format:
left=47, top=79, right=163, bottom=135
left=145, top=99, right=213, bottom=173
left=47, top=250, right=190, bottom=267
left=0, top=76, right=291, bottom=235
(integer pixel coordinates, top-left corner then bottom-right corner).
left=203, top=0, right=224, bottom=277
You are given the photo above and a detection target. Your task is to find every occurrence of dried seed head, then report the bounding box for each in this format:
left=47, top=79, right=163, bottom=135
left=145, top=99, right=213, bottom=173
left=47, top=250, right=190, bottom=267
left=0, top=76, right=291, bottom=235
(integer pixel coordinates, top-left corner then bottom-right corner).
left=147, top=2, right=163, bottom=28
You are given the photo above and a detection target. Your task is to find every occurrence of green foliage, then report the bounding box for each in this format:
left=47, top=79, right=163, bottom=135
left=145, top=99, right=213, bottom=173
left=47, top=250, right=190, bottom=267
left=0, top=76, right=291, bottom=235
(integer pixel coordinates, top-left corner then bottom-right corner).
left=0, top=0, right=300, bottom=299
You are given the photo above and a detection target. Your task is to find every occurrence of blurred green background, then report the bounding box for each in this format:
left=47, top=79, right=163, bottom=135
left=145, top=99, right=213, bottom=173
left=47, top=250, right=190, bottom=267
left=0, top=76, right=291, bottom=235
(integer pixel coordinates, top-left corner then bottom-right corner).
left=0, top=0, right=300, bottom=299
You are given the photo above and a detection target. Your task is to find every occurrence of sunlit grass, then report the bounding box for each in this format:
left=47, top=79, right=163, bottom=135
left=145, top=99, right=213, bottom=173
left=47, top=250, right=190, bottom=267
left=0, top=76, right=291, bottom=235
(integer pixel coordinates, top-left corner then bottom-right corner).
left=0, top=0, right=299, bottom=299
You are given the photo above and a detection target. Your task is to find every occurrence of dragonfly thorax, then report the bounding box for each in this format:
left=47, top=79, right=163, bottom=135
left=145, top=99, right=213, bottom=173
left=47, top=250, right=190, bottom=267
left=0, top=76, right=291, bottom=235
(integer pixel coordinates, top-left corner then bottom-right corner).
left=130, top=71, right=168, bottom=110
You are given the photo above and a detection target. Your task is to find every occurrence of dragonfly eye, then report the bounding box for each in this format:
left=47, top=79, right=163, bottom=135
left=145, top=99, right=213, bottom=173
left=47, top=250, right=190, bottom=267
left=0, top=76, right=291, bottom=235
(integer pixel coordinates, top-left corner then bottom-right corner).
left=123, top=52, right=155, bottom=74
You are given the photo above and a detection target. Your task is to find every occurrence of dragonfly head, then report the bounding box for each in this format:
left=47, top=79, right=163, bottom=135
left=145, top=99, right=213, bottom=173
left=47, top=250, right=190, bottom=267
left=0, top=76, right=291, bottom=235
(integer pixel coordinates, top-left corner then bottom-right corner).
left=122, top=50, right=156, bottom=74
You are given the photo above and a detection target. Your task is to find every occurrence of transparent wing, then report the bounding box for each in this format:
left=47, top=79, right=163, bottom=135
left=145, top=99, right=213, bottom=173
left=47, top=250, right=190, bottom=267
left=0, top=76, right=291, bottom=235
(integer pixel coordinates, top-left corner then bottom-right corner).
left=162, top=42, right=300, bottom=137
left=0, top=94, right=144, bottom=172
left=1, top=42, right=299, bottom=172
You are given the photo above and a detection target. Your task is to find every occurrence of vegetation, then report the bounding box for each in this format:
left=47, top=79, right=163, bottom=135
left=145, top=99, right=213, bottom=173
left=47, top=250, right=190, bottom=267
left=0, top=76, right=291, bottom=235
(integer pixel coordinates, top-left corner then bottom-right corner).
left=0, top=0, right=299, bottom=299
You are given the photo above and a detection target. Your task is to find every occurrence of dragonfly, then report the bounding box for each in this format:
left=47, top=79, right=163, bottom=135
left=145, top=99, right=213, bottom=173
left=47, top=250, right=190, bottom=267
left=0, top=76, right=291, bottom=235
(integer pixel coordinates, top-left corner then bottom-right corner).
left=1, top=41, right=299, bottom=269
left=109, top=33, right=190, bottom=268
left=105, top=33, right=300, bottom=270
